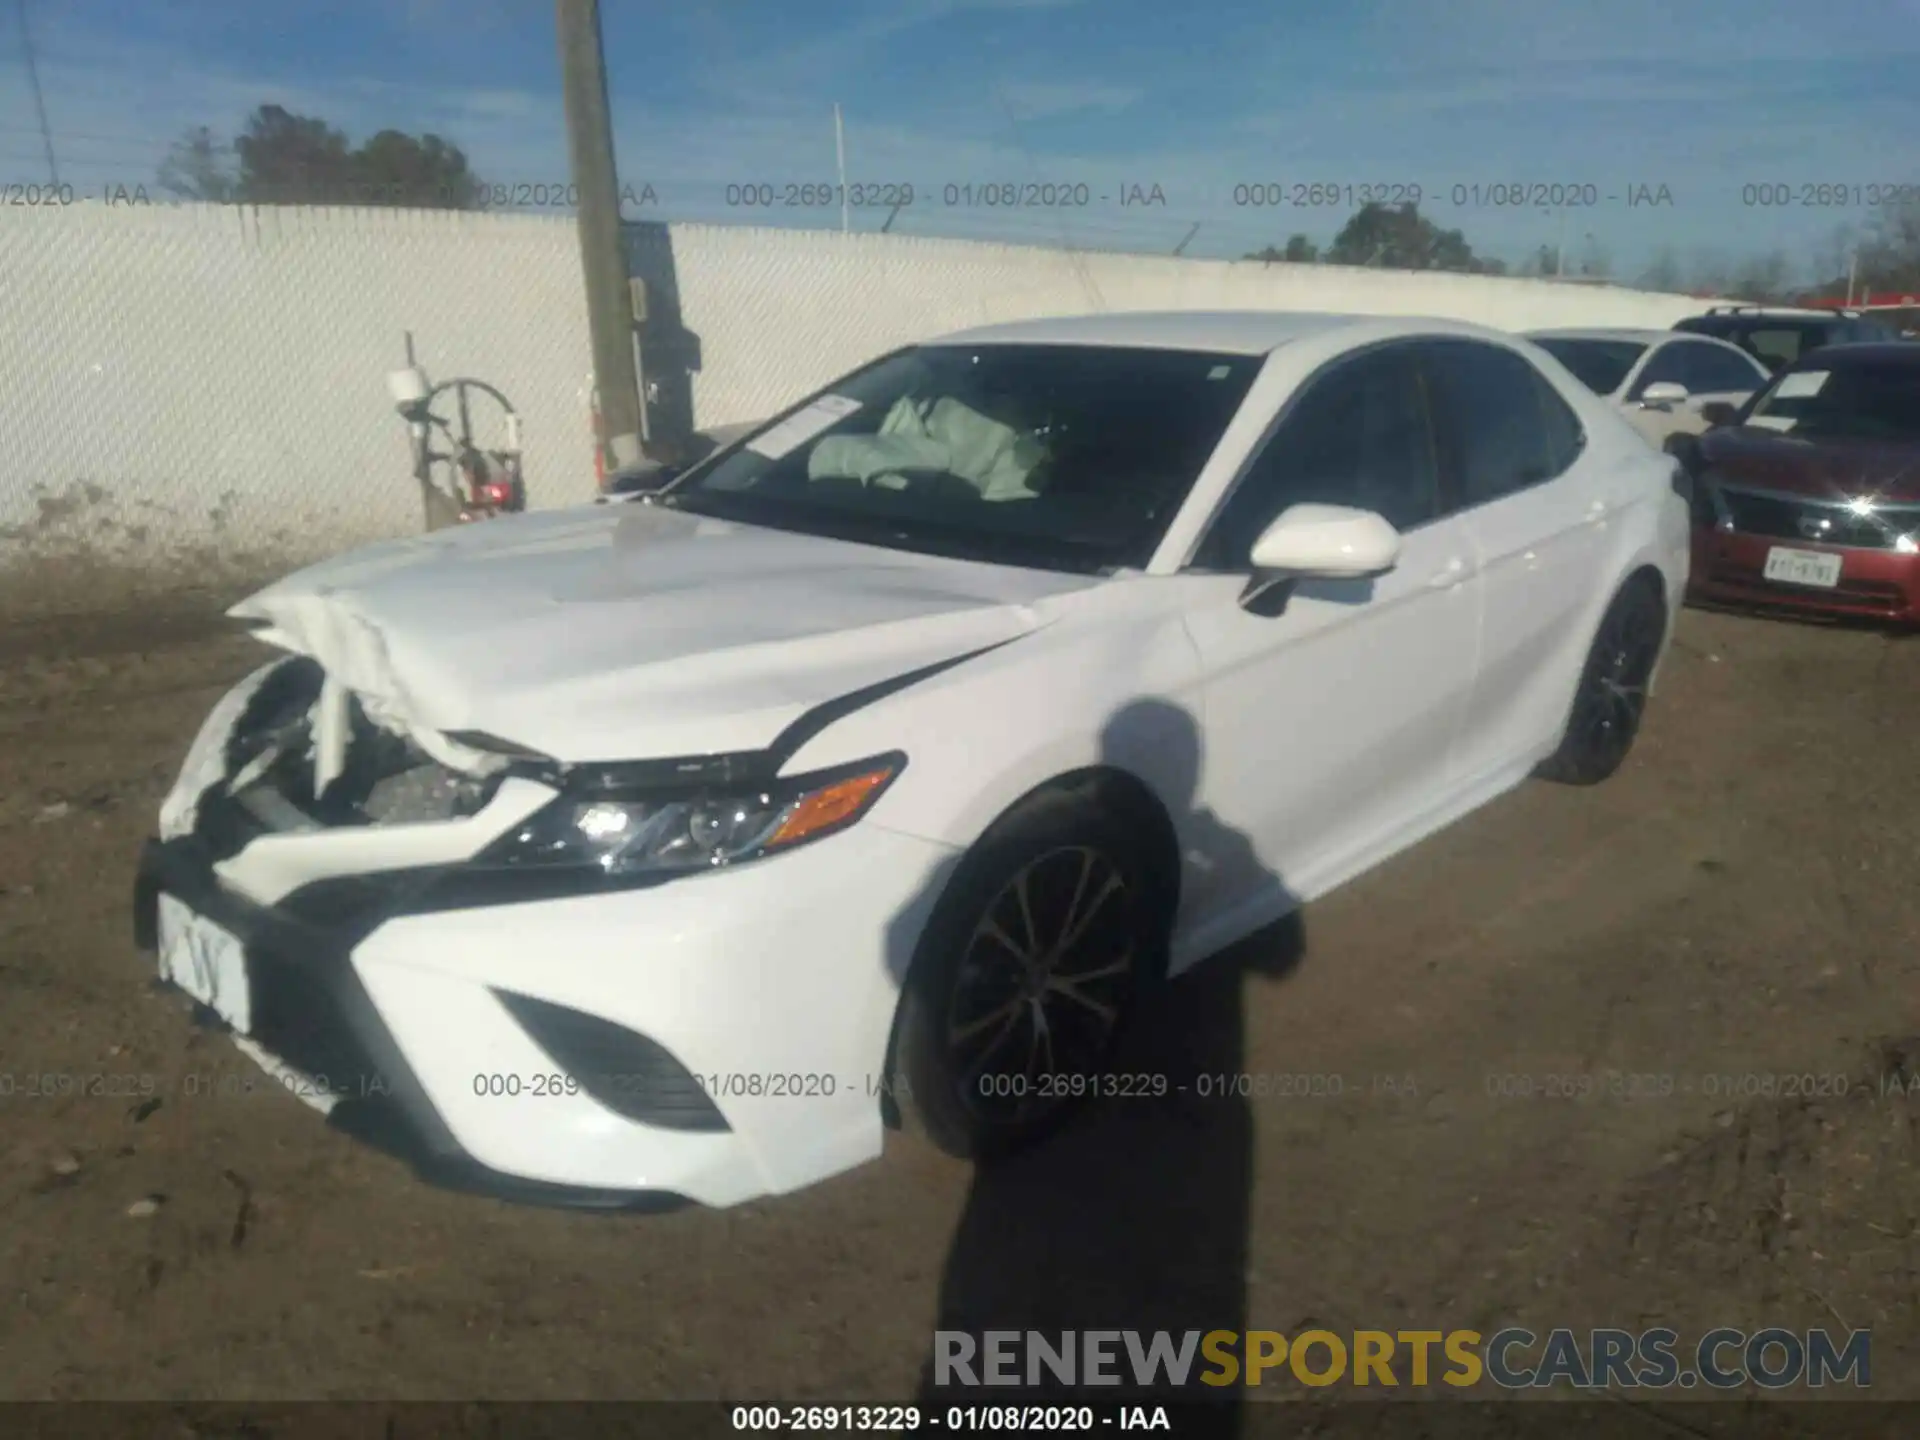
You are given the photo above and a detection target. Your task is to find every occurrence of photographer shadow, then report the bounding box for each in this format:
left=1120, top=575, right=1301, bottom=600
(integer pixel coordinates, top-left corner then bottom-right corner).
left=899, top=698, right=1307, bottom=1436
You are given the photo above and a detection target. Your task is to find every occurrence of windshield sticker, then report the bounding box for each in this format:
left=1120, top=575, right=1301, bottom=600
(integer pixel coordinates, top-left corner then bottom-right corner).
left=1774, top=370, right=1831, bottom=399
left=1208, top=365, right=1231, bottom=380
left=748, top=394, right=864, bottom=459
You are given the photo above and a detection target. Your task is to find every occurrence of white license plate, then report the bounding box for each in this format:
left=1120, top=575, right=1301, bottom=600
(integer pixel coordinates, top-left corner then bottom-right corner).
left=1762, top=546, right=1842, bottom=589
left=156, top=893, right=252, bottom=1033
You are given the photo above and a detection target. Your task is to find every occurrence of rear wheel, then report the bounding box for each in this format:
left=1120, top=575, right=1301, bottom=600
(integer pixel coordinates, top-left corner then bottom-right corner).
left=1538, top=578, right=1667, bottom=786
left=889, top=793, right=1167, bottom=1159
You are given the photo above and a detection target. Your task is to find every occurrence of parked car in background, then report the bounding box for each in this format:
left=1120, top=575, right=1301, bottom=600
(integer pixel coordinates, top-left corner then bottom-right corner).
left=1528, top=328, right=1770, bottom=451
left=1672, top=305, right=1901, bottom=373
left=1676, top=343, right=1920, bottom=623
left=135, top=311, right=1688, bottom=1211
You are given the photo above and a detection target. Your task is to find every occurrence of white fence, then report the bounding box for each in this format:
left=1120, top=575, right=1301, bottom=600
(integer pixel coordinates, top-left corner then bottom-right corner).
left=0, top=204, right=1704, bottom=610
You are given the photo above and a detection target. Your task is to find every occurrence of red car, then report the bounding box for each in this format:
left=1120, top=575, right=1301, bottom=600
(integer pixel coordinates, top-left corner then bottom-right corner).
left=1680, top=343, right=1920, bottom=623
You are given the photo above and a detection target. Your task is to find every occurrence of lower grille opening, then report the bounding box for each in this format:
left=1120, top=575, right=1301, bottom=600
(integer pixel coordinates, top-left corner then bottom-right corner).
left=493, top=991, right=730, bottom=1132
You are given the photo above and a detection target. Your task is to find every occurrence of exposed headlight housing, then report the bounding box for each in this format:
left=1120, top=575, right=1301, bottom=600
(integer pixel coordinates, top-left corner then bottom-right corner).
left=475, top=752, right=905, bottom=877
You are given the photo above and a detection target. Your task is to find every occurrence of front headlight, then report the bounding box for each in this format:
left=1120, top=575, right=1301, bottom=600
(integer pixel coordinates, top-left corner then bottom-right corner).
left=475, top=752, right=905, bottom=877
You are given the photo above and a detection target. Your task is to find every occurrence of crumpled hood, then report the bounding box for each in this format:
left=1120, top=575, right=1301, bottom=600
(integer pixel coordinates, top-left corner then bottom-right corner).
left=1699, top=427, right=1920, bottom=500
left=230, top=503, right=1100, bottom=764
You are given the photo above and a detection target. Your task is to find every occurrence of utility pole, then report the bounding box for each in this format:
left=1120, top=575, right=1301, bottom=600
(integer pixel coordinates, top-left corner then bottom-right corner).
left=557, top=0, right=644, bottom=472
left=834, top=104, right=849, bottom=234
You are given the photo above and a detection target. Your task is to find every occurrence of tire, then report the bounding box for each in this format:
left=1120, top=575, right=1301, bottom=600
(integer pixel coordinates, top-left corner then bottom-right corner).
left=888, top=790, right=1169, bottom=1160
left=1537, top=577, right=1667, bottom=787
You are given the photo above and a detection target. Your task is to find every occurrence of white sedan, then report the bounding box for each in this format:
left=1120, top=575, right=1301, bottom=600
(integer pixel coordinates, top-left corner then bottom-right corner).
left=1527, top=327, right=1771, bottom=450
left=135, top=312, right=1689, bottom=1210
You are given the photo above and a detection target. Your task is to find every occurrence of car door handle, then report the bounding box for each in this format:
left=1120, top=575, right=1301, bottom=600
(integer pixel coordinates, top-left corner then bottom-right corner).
left=1587, top=499, right=1609, bottom=520
left=1425, top=557, right=1469, bottom=590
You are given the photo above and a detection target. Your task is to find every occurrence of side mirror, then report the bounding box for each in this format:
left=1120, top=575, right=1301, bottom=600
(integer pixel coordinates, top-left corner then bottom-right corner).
left=1639, top=381, right=1689, bottom=407
left=1698, top=401, right=1739, bottom=429
left=1249, top=503, right=1401, bottom=579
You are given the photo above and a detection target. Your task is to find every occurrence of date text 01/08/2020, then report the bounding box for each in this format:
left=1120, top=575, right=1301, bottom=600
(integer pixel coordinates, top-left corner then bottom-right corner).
left=1481, top=1071, right=1894, bottom=1101
left=467, top=1071, right=1419, bottom=1102
left=729, top=1404, right=1169, bottom=1432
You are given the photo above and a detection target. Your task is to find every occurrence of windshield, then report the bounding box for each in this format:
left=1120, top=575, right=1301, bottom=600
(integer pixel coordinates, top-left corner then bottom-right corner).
left=660, top=344, right=1262, bottom=573
left=1743, top=359, right=1920, bottom=442
left=1532, top=338, right=1648, bottom=396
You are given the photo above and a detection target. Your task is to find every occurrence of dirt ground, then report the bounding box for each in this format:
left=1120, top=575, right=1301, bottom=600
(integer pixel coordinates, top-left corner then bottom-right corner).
left=2, top=592, right=1917, bottom=1420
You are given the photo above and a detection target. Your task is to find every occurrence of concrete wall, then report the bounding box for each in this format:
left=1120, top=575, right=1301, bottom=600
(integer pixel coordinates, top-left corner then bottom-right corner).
left=0, top=204, right=1703, bottom=610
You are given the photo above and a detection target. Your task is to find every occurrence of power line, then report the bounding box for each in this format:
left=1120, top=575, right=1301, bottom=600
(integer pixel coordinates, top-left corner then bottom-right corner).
left=13, top=0, right=58, bottom=185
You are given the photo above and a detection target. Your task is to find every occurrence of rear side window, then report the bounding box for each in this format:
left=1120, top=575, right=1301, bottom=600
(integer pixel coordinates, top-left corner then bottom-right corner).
left=1423, top=340, right=1569, bottom=507
left=1741, top=327, right=1811, bottom=370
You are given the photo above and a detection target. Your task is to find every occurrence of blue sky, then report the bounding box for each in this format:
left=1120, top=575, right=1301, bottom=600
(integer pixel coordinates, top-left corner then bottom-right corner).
left=4, top=0, right=1917, bottom=282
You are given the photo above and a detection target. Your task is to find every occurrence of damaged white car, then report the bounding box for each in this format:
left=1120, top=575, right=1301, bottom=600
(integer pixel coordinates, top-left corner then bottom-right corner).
left=136, top=312, right=1688, bottom=1209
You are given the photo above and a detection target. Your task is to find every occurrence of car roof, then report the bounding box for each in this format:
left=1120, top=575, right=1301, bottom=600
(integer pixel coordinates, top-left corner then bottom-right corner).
left=1527, top=327, right=1670, bottom=344
left=928, top=309, right=1511, bottom=356
left=1681, top=310, right=1851, bottom=326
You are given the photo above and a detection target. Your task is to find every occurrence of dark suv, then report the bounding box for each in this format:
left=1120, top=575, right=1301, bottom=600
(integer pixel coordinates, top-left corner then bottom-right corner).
left=1674, top=305, right=1901, bottom=373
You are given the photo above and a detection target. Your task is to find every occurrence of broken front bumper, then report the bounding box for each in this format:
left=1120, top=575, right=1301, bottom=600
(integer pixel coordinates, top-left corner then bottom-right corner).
left=134, top=834, right=684, bottom=1210
left=134, top=813, right=952, bottom=1210
left=135, top=663, right=957, bottom=1211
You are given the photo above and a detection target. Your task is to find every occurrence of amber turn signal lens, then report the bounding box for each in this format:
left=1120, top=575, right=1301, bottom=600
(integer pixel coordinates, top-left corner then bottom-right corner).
left=767, top=766, right=895, bottom=848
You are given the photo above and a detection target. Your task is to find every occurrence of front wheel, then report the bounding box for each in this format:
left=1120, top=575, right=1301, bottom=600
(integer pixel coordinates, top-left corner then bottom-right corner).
left=1538, top=578, right=1667, bottom=786
left=888, top=794, right=1166, bottom=1159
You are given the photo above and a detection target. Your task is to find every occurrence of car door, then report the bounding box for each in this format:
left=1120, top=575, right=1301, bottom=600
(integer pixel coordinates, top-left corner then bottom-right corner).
left=1178, top=342, right=1482, bottom=910
left=1420, top=339, right=1609, bottom=788
left=1623, top=340, right=1766, bottom=444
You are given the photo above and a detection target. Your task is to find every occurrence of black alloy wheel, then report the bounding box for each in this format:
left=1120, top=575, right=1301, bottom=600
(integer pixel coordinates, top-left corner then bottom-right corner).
left=947, top=843, right=1138, bottom=1127
left=889, top=794, right=1165, bottom=1157
left=1540, top=579, right=1667, bottom=786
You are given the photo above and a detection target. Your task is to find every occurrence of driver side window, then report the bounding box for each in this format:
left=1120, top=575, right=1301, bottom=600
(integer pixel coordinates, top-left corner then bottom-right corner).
left=1626, top=343, right=1692, bottom=399
left=1192, top=345, right=1440, bottom=570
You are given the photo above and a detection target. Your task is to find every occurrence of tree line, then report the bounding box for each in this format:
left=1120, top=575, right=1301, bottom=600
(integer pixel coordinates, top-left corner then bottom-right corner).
left=1247, top=199, right=1920, bottom=303
left=158, top=105, right=484, bottom=209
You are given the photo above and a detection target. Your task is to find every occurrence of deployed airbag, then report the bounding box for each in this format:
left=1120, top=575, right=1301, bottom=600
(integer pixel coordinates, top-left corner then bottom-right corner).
left=808, top=395, right=1043, bottom=500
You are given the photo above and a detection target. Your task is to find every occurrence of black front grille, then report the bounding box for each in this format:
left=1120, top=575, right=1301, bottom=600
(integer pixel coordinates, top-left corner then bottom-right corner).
left=1718, top=489, right=1915, bottom=550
